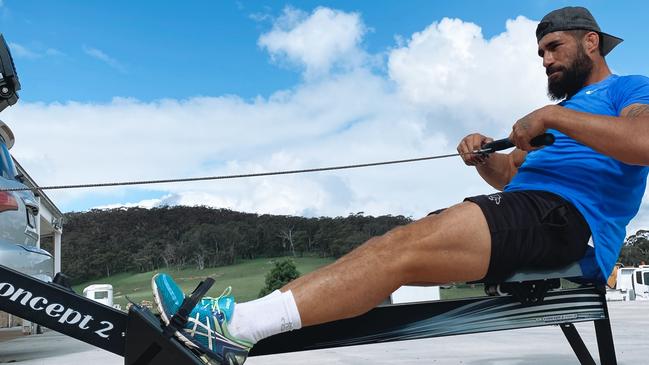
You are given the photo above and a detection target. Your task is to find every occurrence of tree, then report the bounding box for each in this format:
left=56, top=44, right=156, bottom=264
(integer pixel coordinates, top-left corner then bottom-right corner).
left=620, top=230, right=649, bottom=266
left=278, top=226, right=297, bottom=257
left=259, top=259, right=300, bottom=297
left=59, top=206, right=412, bottom=283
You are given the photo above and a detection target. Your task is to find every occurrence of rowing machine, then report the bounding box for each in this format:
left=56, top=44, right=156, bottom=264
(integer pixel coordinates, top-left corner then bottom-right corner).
left=0, top=261, right=617, bottom=364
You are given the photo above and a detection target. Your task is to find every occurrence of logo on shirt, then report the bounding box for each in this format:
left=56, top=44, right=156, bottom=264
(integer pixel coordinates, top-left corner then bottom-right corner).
left=488, top=194, right=502, bottom=205
left=585, top=88, right=600, bottom=95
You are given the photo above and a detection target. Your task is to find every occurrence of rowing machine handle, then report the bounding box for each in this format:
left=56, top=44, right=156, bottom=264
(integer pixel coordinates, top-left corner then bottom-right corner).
left=481, top=133, right=555, bottom=153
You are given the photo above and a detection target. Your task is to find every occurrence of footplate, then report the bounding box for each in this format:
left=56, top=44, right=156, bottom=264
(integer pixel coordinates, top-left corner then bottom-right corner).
left=124, top=278, right=216, bottom=365
left=124, top=305, right=204, bottom=365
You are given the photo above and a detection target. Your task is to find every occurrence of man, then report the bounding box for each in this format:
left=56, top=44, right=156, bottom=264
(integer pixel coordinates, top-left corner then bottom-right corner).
left=152, top=7, right=649, bottom=365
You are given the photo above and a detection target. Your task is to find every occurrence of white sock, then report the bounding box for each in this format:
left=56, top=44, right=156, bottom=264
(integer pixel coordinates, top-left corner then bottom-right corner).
left=228, top=290, right=302, bottom=344
left=236, top=289, right=281, bottom=306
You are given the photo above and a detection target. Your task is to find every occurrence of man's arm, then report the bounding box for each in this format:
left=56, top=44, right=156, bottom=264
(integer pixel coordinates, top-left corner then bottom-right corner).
left=475, top=149, right=527, bottom=191
left=510, top=104, right=649, bottom=166
left=457, top=133, right=527, bottom=190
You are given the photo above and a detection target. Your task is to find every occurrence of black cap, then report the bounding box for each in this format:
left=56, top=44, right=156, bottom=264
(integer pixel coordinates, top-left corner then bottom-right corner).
left=536, top=6, right=622, bottom=56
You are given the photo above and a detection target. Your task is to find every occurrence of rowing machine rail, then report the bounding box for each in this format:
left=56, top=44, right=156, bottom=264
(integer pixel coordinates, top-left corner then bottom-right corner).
left=252, top=264, right=617, bottom=365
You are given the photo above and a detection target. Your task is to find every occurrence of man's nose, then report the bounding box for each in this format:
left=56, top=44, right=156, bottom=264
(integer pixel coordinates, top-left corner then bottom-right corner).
left=543, top=53, right=554, bottom=69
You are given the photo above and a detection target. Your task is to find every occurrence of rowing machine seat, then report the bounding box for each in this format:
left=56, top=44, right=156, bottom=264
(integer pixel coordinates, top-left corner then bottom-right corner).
left=501, top=261, right=583, bottom=282
left=473, top=262, right=587, bottom=304
left=470, top=261, right=584, bottom=286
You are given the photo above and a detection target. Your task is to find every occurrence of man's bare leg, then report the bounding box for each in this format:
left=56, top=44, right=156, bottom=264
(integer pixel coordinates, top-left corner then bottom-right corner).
left=282, top=201, right=491, bottom=327
left=151, top=200, right=492, bottom=353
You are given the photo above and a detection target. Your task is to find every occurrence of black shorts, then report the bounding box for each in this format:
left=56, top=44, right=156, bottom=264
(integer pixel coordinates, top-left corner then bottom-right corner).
left=464, top=190, right=591, bottom=282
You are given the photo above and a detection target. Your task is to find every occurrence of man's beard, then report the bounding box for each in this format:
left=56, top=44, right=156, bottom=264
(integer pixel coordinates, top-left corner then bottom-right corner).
left=546, top=47, right=593, bottom=101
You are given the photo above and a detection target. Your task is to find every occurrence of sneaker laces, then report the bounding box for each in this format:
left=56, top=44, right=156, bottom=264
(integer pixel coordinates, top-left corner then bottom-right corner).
left=199, top=286, right=254, bottom=350
left=200, top=286, right=233, bottom=319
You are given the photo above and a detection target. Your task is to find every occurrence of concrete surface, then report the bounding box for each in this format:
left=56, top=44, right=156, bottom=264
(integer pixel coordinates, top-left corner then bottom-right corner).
left=0, top=327, right=22, bottom=342
left=0, top=301, right=646, bottom=364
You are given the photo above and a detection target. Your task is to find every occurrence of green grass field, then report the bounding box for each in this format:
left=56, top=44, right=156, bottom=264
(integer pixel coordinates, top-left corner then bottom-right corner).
left=73, top=256, right=490, bottom=309
left=73, top=257, right=335, bottom=308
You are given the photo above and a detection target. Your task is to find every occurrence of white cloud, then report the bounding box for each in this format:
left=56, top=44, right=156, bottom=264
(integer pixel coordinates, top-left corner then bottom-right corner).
left=628, top=199, right=649, bottom=237
left=45, top=48, right=64, bottom=57
left=7, top=69, right=463, bottom=217
left=388, top=16, right=549, bottom=135
left=9, top=43, right=65, bottom=59
left=258, top=7, right=367, bottom=78
left=5, top=7, right=648, bottom=235
left=94, top=196, right=170, bottom=210
left=249, top=11, right=272, bottom=23
left=9, top=43, right=40, bottom=59
left=83, top=46, right=126, bottom=73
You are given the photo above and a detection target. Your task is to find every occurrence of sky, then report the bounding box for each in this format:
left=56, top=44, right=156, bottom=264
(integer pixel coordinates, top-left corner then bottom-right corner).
left=1, top=1, right=649, bottom=234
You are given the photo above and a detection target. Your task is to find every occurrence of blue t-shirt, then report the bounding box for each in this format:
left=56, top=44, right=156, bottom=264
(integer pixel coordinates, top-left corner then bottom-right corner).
left=505, top=74, right=649, bottom=282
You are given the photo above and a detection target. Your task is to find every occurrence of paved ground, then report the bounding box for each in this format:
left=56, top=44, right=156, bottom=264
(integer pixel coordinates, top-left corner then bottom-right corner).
left=0, top=328, right=22, bottom=342
left=0, top=301, right=646, bottom=365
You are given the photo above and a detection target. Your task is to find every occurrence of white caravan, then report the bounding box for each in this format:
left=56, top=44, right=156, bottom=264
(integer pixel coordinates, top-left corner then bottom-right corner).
left=607, top=266, right=649, bottom=301
left=83, top=284, right=114, bottom=307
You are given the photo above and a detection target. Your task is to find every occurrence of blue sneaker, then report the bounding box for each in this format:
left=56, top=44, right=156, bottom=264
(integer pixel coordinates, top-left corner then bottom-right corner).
left=152, top=273, right=253, bottom=365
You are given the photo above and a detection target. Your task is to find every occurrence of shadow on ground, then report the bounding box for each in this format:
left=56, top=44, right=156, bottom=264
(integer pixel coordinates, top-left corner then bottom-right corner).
left=467, top=353, right=595, bottom=365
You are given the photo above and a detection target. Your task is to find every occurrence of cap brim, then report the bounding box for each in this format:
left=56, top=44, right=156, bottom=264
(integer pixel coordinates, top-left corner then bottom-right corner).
left=600, top=32, right=623, bottom=56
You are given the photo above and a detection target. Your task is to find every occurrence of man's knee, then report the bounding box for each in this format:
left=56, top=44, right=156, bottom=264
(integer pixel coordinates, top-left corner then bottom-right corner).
left=384, top=202, right=485, bottom=248
left=350, top=202, right=490, bottom=275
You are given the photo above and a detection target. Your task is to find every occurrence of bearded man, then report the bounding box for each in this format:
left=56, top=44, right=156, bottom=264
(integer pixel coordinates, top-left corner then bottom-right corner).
left=152, top=7, right=649, bottom=364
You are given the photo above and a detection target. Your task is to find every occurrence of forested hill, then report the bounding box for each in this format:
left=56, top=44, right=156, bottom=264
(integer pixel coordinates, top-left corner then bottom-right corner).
left=59, top=206, right=412, bottom=283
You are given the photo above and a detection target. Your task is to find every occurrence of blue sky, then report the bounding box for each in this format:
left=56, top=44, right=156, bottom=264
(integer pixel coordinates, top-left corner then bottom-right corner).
left=1, top=0, right=649, bottom=234
left=3, top=1, right=647, bottom=103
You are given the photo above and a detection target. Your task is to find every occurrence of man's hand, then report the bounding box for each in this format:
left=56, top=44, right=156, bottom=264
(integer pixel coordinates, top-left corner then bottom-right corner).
left=509, top=105, right=559, bottom=150
left=459, top=133, right=527, bottom=190
left=457, top=134, right=494, bottom=166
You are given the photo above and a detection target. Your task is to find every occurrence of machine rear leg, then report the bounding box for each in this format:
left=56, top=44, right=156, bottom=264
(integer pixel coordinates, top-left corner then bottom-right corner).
left=594, top=318, right=617, bottom=365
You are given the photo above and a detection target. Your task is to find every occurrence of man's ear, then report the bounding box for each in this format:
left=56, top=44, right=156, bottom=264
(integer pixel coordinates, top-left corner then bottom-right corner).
left=584, top=31, right=601, bottom=55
